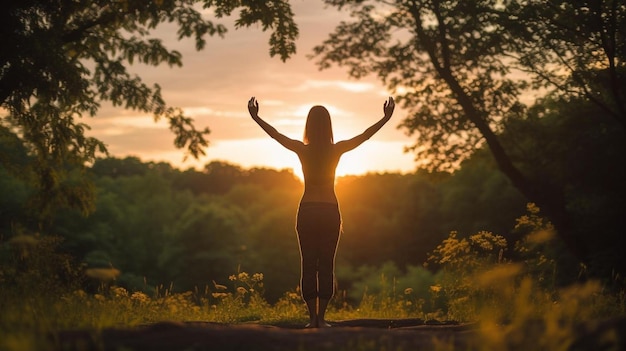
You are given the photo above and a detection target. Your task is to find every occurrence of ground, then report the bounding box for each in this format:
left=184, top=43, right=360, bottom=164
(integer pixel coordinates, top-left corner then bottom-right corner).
left=52, top=317, right=626, bottom=351
left=53, top=319, right=473, bottom=351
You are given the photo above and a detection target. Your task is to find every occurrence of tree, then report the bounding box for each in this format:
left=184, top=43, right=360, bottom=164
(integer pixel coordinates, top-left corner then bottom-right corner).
left=499, top=94, right=626, bottom=278
left=310, top=0, right=622, bottom=273
left=0, top=0, right=298, bottom=219
left=507, top=0, right=626, bottom=127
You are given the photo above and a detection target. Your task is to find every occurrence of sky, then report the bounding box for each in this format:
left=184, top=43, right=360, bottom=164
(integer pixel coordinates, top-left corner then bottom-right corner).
left=87, top=1, right=419, bottom=179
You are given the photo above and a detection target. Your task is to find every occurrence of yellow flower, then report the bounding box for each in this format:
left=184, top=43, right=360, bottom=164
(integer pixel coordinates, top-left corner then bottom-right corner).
left=288, top=292, right=299, bottom=300
left=111, top=286, right=128, bottom=298
left=131, top=292, right=150, bottom=304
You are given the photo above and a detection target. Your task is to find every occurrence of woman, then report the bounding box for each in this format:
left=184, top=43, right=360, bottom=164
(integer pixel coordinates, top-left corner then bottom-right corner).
left=247, top=96, right=395, bottom=328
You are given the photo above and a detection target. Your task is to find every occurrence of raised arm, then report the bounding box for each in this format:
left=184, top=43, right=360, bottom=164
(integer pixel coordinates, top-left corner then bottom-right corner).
left=248, top=97, right=303, bottom=152
left=335, top=97, right=395, bottom=154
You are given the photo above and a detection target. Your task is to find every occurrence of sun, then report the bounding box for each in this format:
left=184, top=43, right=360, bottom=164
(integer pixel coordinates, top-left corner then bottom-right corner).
left=336, top=155, right=371, bottom=177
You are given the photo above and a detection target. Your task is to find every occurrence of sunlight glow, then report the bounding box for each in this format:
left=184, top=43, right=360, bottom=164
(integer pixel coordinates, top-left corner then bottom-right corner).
left=90, top=114, right=168, bottom=136
left=146, top=138, right=415, bottom=182
left=296, top=79, right=376, bottom=93
left=283, top=103, right=354, bottom=121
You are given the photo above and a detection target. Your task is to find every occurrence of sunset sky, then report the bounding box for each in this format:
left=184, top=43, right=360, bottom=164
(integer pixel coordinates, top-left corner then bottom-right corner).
left=87, top=1, right=418, bottom=178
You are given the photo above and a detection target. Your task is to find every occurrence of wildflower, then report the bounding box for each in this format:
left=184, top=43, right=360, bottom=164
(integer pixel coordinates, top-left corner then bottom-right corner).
left=430, top=285, right=442, bottom=293
left=229, top=275, right=237, bottom=281
left=470, top=231, right=507, bottom=252
left=111, top=286, right=128, bottom=298
left=131, top=291, right=150, bottom=304
left=404, top=288, right=414, bottom=295
left=238, top=272, right=249, bottom=281
left=288, top=292, right=299, bottom=300
left=236, top=286, right=247, bottom=295
left=252, top=273, right=264, bottom=282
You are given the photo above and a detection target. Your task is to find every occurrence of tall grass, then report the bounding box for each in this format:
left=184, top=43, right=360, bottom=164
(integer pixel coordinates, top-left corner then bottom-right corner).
left=426, top=203, right=626, bottom=350
left=1, top=204, right=625, bottom=350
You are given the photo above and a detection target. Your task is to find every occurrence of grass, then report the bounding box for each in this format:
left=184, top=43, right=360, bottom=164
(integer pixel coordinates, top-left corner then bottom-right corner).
left=1, top=205, right=625, bottom=350
left=1, top=267, right=624, bottom=351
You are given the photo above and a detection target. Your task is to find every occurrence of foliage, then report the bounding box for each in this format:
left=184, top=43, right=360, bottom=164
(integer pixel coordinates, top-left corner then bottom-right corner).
left=1, top=246, right=625, bottom=351
left=0, top=0, right=299, bottom=220
left=499, top=93, right=626, bottom=278
left=334, top=261, right=442, bottom=320
left=3, top=128, right=620, bottom=301
left=333, top=167, right=523, bottom=271
left=0, top=233, right=84, bottom=298
left=312, top=0, right=625, bottom=170
left=427, top=230, right=508, bottom=321
left=1, top=199, right=626, bottom=350
left=312, top=0, right=626, bottom=276
left=312, top=0, right=527, bottom=171
left=427, top=204, right=568, bottom=321
left=507, top=0, right=626, bottom=126
left=0, top=151, right=550, bottom=301
left=427, top=203, right=625, bottom=350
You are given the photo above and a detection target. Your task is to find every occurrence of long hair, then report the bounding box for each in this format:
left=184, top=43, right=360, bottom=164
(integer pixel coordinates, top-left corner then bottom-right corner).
left=303, top=105, right=333, bottom=145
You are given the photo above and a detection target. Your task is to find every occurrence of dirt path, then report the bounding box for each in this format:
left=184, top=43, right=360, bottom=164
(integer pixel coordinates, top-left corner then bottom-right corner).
left=53, top=319, right=477, bottom=351
left=51, top=317, right=626, bottom=351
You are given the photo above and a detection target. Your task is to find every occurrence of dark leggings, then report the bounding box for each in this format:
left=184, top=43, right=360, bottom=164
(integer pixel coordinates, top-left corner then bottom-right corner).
left=296, top=202, right=341, bottom=301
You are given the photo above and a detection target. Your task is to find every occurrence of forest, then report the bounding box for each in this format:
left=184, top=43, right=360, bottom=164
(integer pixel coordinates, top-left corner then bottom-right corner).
left=0, top=145, right=527, bottom=304
left=2, top=84, right=624, bottom=304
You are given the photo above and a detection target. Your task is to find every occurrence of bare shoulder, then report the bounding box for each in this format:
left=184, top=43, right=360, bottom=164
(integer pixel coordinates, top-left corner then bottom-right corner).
left=333, top=136, right=365, bottom=154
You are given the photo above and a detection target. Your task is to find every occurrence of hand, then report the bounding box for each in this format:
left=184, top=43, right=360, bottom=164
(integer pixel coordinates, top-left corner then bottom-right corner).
left=383, top=96, right=395, bottom=118
left=248, top=97, right=259, bottom=118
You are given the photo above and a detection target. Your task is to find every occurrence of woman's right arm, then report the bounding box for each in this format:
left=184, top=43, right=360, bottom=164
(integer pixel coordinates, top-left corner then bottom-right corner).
left=335, top=97, right=395, bottom=154
left=248, top=97, right=303, bottom=152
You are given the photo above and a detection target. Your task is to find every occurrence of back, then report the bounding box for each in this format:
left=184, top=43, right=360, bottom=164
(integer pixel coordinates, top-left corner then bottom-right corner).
left=297, top=144, right=341, bottom=203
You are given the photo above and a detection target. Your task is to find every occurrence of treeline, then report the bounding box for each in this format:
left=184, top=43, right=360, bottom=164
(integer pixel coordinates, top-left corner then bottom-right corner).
left=2, top=93, right=625, bottom=302
left=1, top=152, right=528, bottom=302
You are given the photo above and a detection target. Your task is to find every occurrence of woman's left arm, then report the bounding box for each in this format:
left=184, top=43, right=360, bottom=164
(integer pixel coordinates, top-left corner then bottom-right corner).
left=335, top=97, right=395, bottom=154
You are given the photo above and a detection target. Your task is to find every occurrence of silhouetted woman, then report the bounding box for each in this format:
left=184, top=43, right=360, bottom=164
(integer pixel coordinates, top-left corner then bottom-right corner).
left=247, top=96, right=395, bottom=328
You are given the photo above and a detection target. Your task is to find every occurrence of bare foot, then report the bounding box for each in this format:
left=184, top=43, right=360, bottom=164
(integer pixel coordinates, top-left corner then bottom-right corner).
left=305, top=321, right=318, bottom=328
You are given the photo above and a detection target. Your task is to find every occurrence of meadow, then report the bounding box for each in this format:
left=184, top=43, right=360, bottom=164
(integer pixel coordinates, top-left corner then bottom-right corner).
left=1, top=204, right=624, bottom=351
